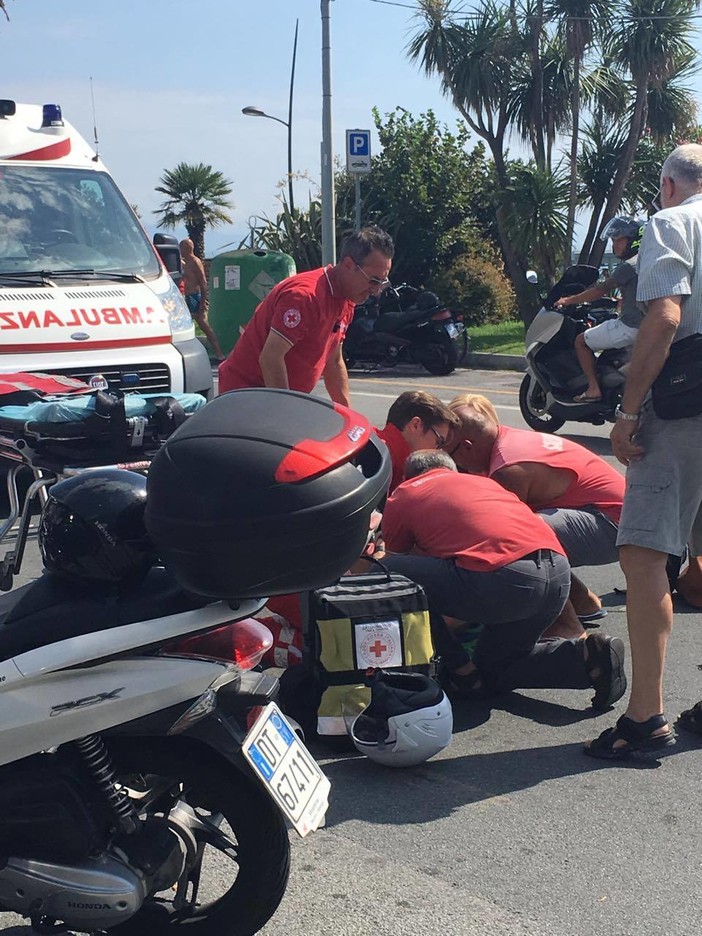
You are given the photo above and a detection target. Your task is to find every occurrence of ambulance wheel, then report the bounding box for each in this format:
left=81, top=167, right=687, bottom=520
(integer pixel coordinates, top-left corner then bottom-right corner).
left=519, top=374, right=565, bottom=433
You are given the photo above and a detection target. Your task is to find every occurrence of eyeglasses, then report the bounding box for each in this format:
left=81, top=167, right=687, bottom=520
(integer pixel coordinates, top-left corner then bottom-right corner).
left=651, top=184, right=662, bottom=213
left=355, top=263, right=391, bottom=292
left=429, top=425, right=447, bottom=449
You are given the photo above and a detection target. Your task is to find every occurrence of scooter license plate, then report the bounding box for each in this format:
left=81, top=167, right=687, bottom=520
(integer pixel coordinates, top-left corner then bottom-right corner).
left=444, top=322, right=459, bottom=338
left=242, top=702, right=330, bottom=837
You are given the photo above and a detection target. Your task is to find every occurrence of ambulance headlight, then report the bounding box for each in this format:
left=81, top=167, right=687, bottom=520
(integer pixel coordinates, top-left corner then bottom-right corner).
left=153, top=275, right=193, bottom=335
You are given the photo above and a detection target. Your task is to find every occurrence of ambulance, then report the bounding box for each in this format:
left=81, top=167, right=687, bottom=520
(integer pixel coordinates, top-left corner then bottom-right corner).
left=0, top=100, right=213, bottom=398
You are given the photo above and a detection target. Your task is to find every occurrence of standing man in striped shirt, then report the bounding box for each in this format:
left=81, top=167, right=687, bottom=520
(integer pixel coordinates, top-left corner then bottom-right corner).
left=585, top=143, right=702, bottom=761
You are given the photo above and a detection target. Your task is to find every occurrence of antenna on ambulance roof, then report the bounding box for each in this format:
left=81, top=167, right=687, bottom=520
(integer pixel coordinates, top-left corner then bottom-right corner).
left=89, top=76, right=100, bottom=162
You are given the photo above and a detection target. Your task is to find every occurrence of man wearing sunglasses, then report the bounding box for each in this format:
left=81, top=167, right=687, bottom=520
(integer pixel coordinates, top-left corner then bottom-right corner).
left=375, top=390, right=459, bottom=495
left=218, top=226, right=394, bottom=405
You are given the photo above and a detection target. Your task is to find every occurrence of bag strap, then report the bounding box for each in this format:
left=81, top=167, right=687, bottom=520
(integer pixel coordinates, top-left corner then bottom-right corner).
left=149, top=396, right=188, bottom=435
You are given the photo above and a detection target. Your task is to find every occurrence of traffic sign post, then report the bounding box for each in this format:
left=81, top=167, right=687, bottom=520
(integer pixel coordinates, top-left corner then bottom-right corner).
left=346, top=129, right=371, bottom=173
left=346, top=129, right=371, bottom=231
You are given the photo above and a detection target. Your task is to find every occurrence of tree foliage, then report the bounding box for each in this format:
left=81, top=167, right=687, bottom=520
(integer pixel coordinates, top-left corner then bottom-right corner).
left=335, top=107, right=498, bottom=288
left=154, top=163, right=234, bottom=259
left=408, top=0, right=700, bottom=320
left=252, top=107, right=515, bottom=320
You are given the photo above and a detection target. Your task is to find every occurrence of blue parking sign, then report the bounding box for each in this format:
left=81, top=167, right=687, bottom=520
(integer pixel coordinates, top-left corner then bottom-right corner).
left=346, top=129, right=371, bottom=173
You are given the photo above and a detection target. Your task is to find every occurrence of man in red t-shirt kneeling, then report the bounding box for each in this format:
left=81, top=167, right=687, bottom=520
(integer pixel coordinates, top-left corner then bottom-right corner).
left=381, top=450, right=627, bottom=710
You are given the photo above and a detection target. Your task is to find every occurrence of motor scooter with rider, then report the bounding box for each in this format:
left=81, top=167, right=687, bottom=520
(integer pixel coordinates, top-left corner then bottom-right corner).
left=519, top=217, right=645, bottom=433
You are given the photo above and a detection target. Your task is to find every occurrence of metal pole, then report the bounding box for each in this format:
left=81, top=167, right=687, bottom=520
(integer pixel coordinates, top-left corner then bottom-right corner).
left=320, top=0, right=336, bottom=265
left=287, top=19, right=298, bottom=214
left=354, top=176, right=361, bottom=231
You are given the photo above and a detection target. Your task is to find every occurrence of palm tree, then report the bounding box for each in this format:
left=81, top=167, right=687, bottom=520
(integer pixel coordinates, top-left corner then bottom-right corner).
left=154, top=163, right=234, bottom=259
left=546, top=0, right=609, bottom=266
left=408, top=0, right=538, bottom=315
left=590, top=0, right=698, bottom=266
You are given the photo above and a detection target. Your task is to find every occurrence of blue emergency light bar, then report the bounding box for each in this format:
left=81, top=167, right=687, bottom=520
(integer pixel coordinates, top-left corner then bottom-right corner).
left=42, top=104, right=63, bottom=128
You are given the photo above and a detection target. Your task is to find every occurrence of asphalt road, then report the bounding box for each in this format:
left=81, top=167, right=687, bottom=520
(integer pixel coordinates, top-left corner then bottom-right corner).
left=2, top=363, right=702, bottom=936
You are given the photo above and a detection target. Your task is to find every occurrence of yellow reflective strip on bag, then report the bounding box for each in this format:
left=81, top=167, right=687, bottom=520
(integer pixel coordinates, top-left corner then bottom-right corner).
left=317, top=617, right=355, bottom=672
left=317, top=684, right=371, bottom=736
left=400, top=610, right=434, bottom=666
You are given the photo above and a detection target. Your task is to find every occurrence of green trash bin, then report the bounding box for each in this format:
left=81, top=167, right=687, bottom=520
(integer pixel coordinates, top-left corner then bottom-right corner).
left=208, top=249, right=296, bottom=356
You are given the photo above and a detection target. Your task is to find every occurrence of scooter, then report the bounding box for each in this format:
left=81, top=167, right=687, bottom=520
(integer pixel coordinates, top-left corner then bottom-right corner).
left=0, top=385, right=390, bottom=936
left=344, top=284, right=468, bottom=376
left=519, top=265, right=628, bottom=433
left=0, top=565, right=325, bottom=936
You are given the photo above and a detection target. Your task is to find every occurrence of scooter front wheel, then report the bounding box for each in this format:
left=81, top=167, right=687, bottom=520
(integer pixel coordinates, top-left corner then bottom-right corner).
left=519, top=374, right=565, bottom=433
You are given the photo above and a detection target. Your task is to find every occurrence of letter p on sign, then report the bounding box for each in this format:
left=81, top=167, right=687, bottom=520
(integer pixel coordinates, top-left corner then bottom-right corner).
left=346, top=129, right=371, bottom=173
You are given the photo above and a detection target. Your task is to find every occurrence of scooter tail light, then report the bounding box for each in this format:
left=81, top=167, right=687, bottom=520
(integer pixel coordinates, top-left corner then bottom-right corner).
left=161, top=618, right=274, bottom=671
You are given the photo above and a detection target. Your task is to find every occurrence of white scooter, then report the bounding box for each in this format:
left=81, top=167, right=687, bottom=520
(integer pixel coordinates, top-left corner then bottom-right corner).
left=0, top=573, right=328, bottom=936
left=0, top=386, right=391, bottom=936
left=520, top=265, right=628, bottom=433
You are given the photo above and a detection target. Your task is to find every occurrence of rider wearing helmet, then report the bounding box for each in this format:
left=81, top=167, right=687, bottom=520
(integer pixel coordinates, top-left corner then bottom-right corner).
left=554, top=216, right=646, bottom=402
left=39, top=468, right=157, bottom=587
left=349, top=668, right=453, bottom=768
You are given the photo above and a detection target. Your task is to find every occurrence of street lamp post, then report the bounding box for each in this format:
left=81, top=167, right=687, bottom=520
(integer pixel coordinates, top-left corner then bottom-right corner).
left=242, top=18, right=298, bottom=214
left=320, top=0, right=335, bottom=265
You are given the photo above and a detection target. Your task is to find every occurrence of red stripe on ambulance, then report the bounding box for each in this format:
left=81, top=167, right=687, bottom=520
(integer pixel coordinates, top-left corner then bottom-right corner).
left=5, top=137, right=72, bottom=161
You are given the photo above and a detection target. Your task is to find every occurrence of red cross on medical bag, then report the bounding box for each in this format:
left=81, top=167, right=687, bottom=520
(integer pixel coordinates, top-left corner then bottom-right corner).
left=279, top=565, right=436, bottom=741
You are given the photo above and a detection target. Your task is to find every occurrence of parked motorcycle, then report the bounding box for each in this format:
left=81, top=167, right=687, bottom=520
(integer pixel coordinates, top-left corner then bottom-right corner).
left=344, top=283, right=468, bottom=376
left=520, top=265, right=627, bottom=433
left=0, top=388, right=391, bottom=936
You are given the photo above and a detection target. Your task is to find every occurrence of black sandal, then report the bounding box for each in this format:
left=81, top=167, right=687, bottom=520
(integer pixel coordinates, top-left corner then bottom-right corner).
left=584, top=714, right=676, bottom=762
left=675, top=701, right=702, bottom=737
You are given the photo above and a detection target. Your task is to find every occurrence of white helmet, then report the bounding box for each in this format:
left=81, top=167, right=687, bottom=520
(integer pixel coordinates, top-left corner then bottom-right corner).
left=350, top=669, right=453, bottom=768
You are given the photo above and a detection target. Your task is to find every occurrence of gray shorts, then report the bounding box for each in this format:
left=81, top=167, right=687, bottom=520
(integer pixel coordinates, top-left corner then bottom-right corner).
left=538, top=507, right=619, bottom=567
left=583, top=317, right=638, bottom=352
left=617, top=401, right=702, bottom=556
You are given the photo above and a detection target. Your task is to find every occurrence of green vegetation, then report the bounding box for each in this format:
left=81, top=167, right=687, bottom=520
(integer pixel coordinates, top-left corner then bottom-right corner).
left=154, top=163, right=234, bottom=259
left=468, top=320, right=526, bottom=356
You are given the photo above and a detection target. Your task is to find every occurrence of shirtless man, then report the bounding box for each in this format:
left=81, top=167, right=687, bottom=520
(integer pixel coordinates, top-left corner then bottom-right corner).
left=180, top=238, right=225, bottom=361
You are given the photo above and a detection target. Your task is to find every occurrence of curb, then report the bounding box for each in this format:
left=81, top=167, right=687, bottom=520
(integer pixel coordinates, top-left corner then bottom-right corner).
left=461, top=352, right=526, bottom=372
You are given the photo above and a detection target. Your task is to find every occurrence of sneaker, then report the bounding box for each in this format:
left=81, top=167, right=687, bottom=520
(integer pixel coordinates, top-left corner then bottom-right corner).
left=585, top=633, right=627, bottom=711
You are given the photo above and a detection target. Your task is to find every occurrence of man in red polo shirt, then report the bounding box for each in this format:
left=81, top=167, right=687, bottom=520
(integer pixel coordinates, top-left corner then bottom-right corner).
left=375, top=390, right=459, bottom=494
left=218, top=226, right=394, bottom=405
left=382, top=451, right=626, bottom=709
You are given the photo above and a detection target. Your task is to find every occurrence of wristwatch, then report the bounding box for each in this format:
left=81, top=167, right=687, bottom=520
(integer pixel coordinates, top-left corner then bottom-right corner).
left=614, top=404, right=640, bottom=422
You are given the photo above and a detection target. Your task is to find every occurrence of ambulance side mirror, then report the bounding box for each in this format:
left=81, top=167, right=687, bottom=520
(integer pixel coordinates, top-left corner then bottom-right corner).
left=153, top=233, right=183, bottom=277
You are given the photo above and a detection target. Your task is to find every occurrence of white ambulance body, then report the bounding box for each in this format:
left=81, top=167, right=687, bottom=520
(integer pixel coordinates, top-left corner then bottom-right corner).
left=0, top=100, right=213, bottom=398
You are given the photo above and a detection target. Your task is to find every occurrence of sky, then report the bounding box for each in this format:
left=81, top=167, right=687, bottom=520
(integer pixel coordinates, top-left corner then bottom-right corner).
left=2, top=0, right=702, bottom=258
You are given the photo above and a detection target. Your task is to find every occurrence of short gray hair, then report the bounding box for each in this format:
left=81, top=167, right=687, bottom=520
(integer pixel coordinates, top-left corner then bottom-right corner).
left=662, top=144, right=702, bottom=193
left=404, top=449, right=457, bottom=480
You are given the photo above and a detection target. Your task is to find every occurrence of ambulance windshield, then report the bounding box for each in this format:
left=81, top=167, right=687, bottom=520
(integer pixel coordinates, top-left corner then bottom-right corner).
left=0, top=166, right=161, bottom=280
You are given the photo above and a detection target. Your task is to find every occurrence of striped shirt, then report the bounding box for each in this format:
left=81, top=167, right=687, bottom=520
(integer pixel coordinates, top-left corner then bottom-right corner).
left=636, top=193, right=702, bottom=340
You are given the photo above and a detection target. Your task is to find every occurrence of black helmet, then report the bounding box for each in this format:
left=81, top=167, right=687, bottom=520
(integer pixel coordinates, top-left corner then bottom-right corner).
left=39, top=469, right=156, bottom=586
left=599, top=216, right=646, bottom=256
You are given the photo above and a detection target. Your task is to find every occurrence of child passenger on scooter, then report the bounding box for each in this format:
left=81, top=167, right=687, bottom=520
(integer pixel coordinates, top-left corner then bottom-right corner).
left=554, top=217, right=645, bottom=403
